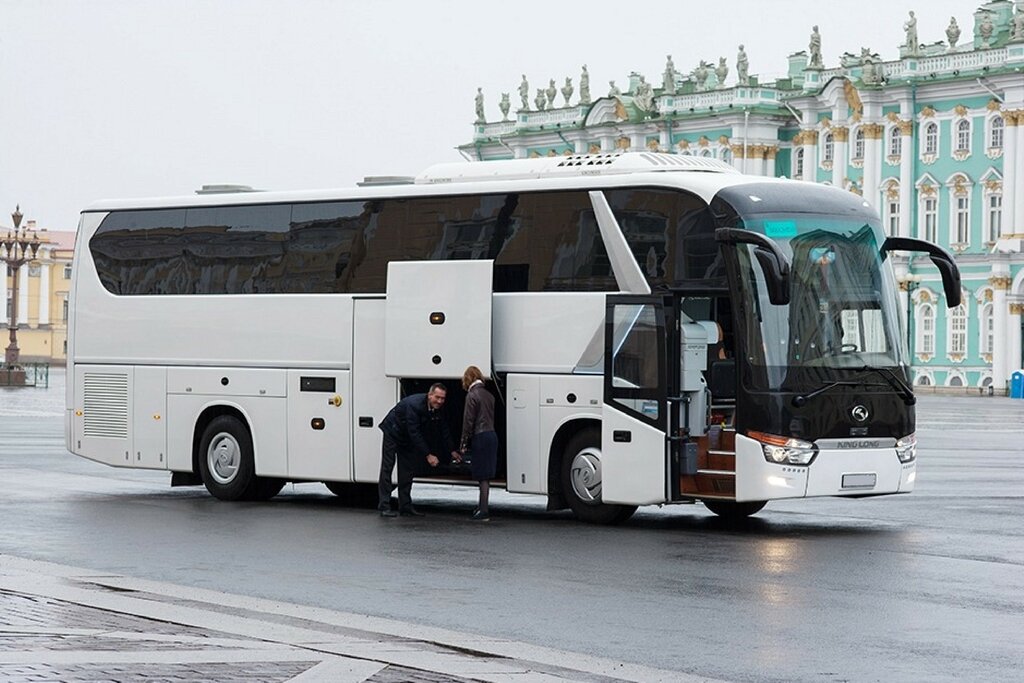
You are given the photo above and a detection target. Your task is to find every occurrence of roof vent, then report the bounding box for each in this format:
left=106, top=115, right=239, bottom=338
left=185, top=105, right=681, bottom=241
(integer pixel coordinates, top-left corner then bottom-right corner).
left=195, top=184, right=261, bottom=195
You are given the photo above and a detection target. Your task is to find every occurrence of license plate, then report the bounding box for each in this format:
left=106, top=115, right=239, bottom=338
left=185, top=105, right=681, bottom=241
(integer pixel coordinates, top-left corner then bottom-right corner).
left=842, top=473, right=877, bottom=489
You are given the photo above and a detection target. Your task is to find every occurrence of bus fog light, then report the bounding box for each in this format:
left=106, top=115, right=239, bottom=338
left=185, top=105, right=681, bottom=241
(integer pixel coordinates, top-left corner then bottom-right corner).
left=896, top=434, right=917, bottom=463
left=749, top=431, right=818, bottom=466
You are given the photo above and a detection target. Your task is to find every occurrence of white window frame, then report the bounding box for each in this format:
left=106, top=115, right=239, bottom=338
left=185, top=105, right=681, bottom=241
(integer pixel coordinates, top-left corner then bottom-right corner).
left=793, top=146, right=804, bottom=178
left=916, top=302, right=935, bottom=356
left=945, top=370, right=966, bottom=387
left=947, top=302, right=967, bottom=358
left=822, top=131, right=834, bottom=165
left=946, top=174, right=973, bottom=248
left=887, top=125, right=902, bottom=159
left=980, top=302, right=994, bottom=357
left=923, top=122, right=938, bottom=156
left=852, top=127, right=865, bottom=162
left=985, top=191, right=1002, bottom=243
left=988, top=114, right=1004, bottom=151
left=953, top=118, right=972, bottom=161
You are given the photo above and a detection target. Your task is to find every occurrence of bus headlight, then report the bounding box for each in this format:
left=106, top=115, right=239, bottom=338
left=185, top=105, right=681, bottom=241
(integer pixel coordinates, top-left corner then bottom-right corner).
left=896, top=434, right=917, bottom=463
left=748, top=431, right=818, bottom=466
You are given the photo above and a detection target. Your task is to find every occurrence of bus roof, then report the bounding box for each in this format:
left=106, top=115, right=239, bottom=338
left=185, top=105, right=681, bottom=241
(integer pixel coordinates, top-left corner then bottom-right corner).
left=82, top=152, right=811, bottom=213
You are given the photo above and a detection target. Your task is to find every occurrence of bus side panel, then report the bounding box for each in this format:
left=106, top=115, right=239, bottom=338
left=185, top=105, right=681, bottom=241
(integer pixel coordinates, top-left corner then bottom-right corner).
left=72, top=363, right=135, bottom=468
left=166, top=394, right=288, bottom=478
left=506, top=374, right=542, bottom=494
left=286, top=369, right=351, bottom=482
left=132, top=366, right=167, bottom=470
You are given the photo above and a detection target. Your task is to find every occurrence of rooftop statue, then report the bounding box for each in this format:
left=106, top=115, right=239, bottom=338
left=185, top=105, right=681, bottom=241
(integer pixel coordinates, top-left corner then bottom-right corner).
left=518, top=75, right=529, bottom=110
left=1013, top=8, right=1024, bottom=42
left=903, top=11, right=918, bottom=54
left=633, top=75, right=654, bottom=112
left=979, top=12, right=994, bottom=49
left=499, top=93, right=510, bottom=121
left=809, top=25, right=823, bottom=68
left=737, top=44, right=749, bottom=85
left=475, top=87, right=485, bottom=123
left=693, top=60, right=710, bottom=91
left=534, top=88, right=546, bottom=111
left=946, top=17, right=961, bottom=50
left=608, top=80, right=622, bottom=98
left=715, top=57, right=728, bottom=89
left=663, top=55, right=676, bottom=94
left=579, top=65, right=591, bottom=105
left=546, top=79, right=557, bottom=110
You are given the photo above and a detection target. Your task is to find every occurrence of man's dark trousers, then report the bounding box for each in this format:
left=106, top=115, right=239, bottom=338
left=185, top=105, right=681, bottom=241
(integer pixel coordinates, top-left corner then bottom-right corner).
left=378, top=433, right=416, bottom=511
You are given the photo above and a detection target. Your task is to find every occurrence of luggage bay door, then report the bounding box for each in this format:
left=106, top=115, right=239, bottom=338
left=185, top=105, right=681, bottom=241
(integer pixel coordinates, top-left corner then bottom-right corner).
left=601, top=295, right=670, bottom=506
left=384, top=260, right=493, bottom=379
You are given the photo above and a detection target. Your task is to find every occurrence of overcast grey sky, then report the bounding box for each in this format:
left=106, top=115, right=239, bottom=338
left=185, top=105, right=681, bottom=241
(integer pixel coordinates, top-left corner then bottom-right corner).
left=2, top=0, right=979, bottom=230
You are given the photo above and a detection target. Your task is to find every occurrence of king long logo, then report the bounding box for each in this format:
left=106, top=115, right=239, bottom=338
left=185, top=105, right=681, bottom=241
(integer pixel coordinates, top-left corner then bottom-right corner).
left=850, top=405, right=870, bottom=422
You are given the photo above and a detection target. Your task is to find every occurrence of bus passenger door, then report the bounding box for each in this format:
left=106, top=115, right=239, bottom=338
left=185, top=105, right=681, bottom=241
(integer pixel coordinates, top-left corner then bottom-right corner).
left=601, top=296, right=669, bottom=506
left=352, top=298, right=398, bottom=483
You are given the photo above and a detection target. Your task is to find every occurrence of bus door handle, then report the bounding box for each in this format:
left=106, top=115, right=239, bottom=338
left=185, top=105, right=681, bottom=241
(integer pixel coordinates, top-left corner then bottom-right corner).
left=327, top=395, right=343, bottom=407
left=359, top=417, right=374, bottom=428
left=613, top=430, right=632, bottom=443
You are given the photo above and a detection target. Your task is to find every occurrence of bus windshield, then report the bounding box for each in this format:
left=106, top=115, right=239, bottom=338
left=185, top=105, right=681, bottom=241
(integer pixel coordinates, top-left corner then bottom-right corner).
left=731, top=212, right=908, bottom=391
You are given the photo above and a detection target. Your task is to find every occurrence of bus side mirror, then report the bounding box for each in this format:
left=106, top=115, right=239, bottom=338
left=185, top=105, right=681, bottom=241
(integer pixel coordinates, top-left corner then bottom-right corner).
left=715, top=228, right=791, bottom=306
left=880, top=237, right=962, bottom=307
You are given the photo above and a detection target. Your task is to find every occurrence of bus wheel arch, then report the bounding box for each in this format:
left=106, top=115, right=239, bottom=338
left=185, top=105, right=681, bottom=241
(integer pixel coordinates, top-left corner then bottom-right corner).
left=193, top=406, right=283, bottom=501
left=552, top=422, right=636, bottom=525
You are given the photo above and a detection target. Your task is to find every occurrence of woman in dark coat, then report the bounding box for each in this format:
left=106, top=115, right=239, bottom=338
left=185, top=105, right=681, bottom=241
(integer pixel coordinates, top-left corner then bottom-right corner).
left=459, top=365, right=497, bottom=521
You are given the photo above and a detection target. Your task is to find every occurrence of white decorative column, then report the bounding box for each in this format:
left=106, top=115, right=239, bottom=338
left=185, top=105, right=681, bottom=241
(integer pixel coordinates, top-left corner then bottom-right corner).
left=1009, top=303, right=1023, bottom=375
left=17, top=267, right=28, bottom=325
left=38, top=256, right=50, bottom=325
left=991, top=273, right=1011, bottom=389
left=1001, top=111, right=1017, bottom=236
left=899, top=119, right=914, bottom=237
left=863, top=123, right=883, bottom=211
left=832, top=126, right=848, bottom=187
left=801, top=130, right=817, bottom=181
left=1015, top=110, right=1024, bottom=235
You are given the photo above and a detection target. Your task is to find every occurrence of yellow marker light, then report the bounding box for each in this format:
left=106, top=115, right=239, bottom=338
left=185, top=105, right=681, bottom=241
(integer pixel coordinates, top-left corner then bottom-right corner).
left=429, top=311, right=446, bottom=325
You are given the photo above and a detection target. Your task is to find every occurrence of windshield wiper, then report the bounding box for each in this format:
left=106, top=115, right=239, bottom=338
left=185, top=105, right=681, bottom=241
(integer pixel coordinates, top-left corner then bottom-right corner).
left=859, top=365, right=916, bottom=406
left=791, top=366, right=915, bottom=407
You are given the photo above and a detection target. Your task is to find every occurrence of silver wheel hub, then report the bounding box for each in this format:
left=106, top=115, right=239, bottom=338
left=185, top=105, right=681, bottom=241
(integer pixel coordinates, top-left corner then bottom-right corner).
left=207, top=432, right=240, bottom=485
left=570, top=446, right=602, bottom=505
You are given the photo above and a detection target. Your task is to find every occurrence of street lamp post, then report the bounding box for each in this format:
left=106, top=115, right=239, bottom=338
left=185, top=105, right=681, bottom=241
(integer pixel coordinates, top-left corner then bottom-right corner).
left=2, top=205, right=40, bottom=379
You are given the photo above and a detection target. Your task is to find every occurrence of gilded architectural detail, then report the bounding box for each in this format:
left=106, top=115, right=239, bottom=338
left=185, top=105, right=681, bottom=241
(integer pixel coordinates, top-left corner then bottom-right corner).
left=885, top=181, right=900, bottom=201
left=953, top=104, right=968, bottom=117
left=898, top=119, right=914, bottom=135
left=820, top=116, right=831, bottom=129
left=852, top=111, right=863, bottom=123
left=792, top=131, right=803, bottom=146
left=921, top=106, right=936, bottom=118
left=1009, top=303, right=1024, bottom=315
left=677, top=139, right=690, bottom=150
left=748, top=144, right=766, bottom=158
left=951, top=176, right=969, bottom=196
left=984, top=289, right=994, bottom=303
left=698, top=135, right=710, bottom=147
left=616, top=136, right=630, bottom=150
left=646, top=138, right=660, bottom=151
left=843, top=80, right=863, bottom=115
left=765, top=145, right=778, bottom=160
left=832, top=126, right=849, bottom=142
left=919, top=182, right=937, bottom=197
left=862, top=123, right=884, bottom=139
left=986, top=99, right=1001, bottom=111
left=886, top=111, right=901, bottom=123
left=718, top=135, right=730, bottom=146
left=799, top=129, right=818, bottom=144
left=730, top=143, right=744, bottom=158
left=985, top=179, right=1003, bottom=192
left=989, top=275, right=1012, bottom=290
left=589, top=143, right=601, bottom=154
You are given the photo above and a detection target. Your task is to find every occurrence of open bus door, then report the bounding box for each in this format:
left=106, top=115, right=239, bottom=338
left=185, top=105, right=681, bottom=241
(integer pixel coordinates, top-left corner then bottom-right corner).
left=601, top=294, right=680, bottom=506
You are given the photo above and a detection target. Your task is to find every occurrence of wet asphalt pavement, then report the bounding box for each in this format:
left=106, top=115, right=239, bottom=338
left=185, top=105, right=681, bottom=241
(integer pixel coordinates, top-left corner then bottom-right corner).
left=1, top=371, right=1022, bottom=682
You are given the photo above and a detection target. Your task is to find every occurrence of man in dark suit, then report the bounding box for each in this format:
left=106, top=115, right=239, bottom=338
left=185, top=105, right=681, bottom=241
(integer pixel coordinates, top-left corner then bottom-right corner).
left=377, top=383, right=458, bottom=517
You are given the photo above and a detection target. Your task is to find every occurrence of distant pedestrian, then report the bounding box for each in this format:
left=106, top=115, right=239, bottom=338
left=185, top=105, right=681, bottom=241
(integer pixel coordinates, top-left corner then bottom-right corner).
left=377, top=384, right=458, bottom=517
left=458, top=366, right=497, bottom=521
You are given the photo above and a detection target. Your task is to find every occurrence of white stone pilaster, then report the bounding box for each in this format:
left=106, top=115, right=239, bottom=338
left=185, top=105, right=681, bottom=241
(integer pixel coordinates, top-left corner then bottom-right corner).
left=1009, top=304, right=1023, bottom=376
left=899, top=126, right=914, bottom=238
left=38, top=258, right=50, bottom=325
left=802, top=140, right=816, bottom=181
left=863, top=128, right=881, bottom=212
left=17, top=267, right=28, bottom=325
left=1016, top=114, right=1024, bottom=234
left=1002, top=116, right=1016, bottom=236
left=993, top=285, right=1008, bottom=389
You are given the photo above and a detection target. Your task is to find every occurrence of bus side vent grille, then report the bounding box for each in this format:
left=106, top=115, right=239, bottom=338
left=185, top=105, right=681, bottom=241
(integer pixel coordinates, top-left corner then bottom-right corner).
left=83, top=373, right=129, bottom=439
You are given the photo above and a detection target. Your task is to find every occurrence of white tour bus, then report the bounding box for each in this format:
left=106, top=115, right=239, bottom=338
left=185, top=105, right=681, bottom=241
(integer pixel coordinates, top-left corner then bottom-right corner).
left=66, top=152, right=962, bottom=523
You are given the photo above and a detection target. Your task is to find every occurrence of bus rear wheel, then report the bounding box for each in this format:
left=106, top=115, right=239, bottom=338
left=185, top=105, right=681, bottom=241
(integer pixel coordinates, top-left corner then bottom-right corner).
left=703, top=499, right=767, bottom=520
left=198, top=415, right=261, bottom=501
left=324, top=481, right=377, bottom=507
left=560, top=428, right=636, bottom=525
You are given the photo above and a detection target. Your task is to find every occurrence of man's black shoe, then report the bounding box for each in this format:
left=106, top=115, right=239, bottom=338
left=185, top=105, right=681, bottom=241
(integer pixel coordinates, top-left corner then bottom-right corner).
left=470, top=510, right=490, bottom=521
left=399, top=507, right=425, bottom=517
left=379, top=509, right=399, bottom=518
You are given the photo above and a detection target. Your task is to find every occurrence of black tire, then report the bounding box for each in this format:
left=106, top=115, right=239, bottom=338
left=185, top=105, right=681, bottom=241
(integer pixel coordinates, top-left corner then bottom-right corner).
left=247, top=477, right=286, bottom=501
left=324, top=481, right=378, bottom=508
left=560, top=427, right=636, bottom=525
left=197, top=415, right=257, bottom=501
left=703, top=499, right=767, bottom=520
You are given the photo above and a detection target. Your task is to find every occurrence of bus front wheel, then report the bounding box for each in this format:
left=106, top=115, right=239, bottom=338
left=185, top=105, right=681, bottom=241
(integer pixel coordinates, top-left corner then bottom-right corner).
left=703, top=499, right=767, bottom=520
left=198, top=415, right=258, bottom=501
left=560, top=428, right=636, bottom=525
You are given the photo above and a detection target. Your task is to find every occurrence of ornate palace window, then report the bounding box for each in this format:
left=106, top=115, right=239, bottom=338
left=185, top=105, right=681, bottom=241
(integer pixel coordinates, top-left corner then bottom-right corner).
left=923, top=122, right=938, bottom=156
left=887, top=125, right=902, bottom=160
left=953, top=119, right=972, bottom=161
left=980, top=302, right=994, bottom=358
left=793, top=147, right=804, bottom=178
left=947, top=302, right=967, bottom=359
left=946, top=173, right=972, bottom=248
left=916, top=301, right=935, bottom=356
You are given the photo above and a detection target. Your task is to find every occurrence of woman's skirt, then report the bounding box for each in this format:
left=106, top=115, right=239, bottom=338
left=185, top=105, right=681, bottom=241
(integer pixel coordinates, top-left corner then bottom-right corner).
left=468, top=430, right=498, bottom=481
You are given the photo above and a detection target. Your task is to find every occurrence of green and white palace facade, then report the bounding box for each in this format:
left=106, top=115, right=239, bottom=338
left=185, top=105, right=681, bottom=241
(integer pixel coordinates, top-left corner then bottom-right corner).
left=463, top=1, right=1024, bottom=393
